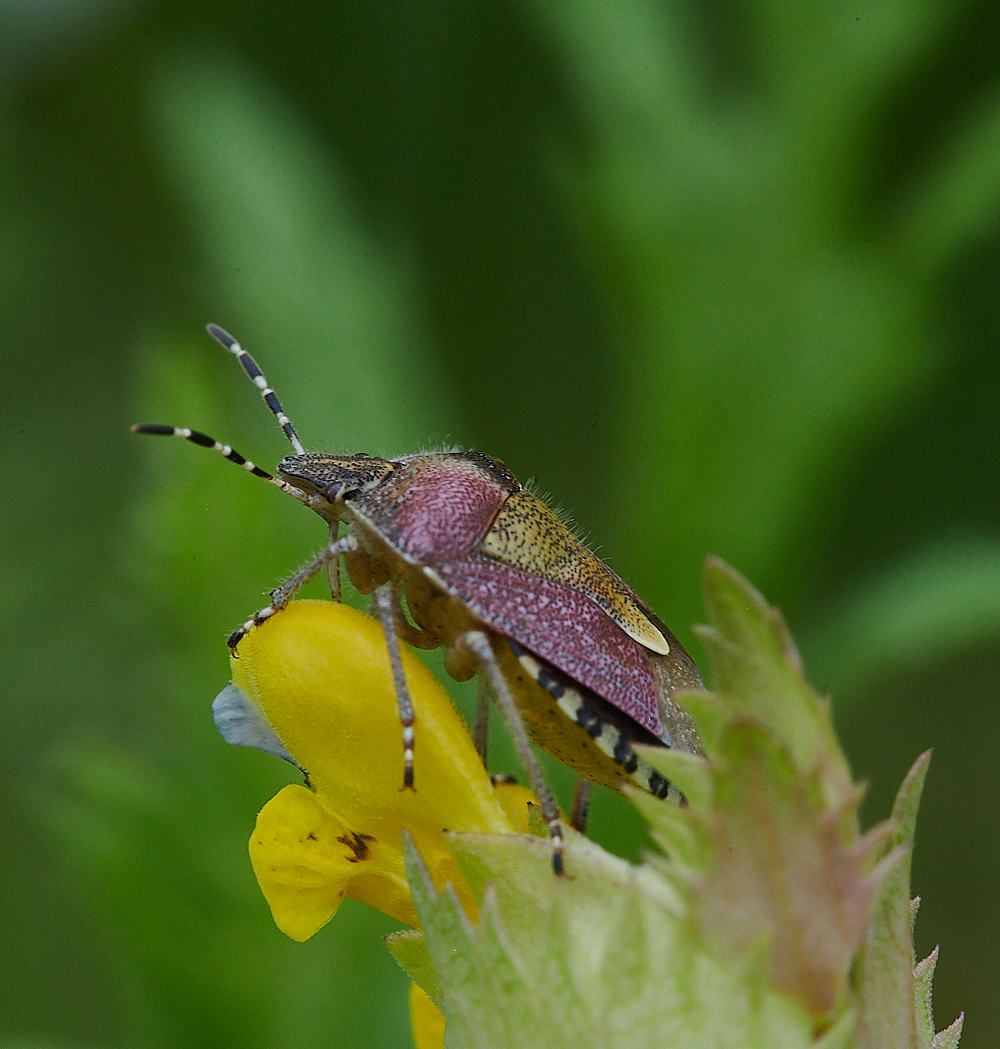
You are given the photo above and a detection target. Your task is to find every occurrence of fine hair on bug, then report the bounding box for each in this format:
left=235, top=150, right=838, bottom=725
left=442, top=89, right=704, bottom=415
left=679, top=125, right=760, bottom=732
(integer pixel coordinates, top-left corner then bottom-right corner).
left=134, top=324, right=706, bottom=877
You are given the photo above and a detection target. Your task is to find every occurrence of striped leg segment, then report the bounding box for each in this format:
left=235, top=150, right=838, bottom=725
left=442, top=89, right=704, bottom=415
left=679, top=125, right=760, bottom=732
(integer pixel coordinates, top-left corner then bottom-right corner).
left=374, top=585, right=417, bottom=790
left=227, top=533, right=360, bottom=653
left=461, top=630, right=567, bottom=877
left=206, top=324, right=305, bottom=453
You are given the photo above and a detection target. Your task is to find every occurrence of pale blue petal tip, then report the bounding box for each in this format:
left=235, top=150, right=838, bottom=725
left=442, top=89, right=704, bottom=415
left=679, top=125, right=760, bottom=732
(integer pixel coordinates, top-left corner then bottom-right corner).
left=212, top=683, right=301, bottom=769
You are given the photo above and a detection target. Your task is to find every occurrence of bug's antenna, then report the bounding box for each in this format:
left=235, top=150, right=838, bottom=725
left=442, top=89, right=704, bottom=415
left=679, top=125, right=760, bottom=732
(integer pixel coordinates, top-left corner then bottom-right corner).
left=131, top=425, right=309, bottom=503
left=206, top=324, right=306, bottom=454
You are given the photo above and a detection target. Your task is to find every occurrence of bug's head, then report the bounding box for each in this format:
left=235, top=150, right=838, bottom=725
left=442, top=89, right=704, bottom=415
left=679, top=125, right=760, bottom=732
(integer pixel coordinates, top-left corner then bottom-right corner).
left=278, top=452, right=394, bottom=510
left=132, top=329, right=399, bottom=516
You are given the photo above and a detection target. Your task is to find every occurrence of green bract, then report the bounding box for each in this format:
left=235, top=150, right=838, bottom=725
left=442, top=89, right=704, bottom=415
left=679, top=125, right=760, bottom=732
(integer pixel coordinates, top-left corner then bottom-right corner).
left=384, top=560, right=962, bottom=1049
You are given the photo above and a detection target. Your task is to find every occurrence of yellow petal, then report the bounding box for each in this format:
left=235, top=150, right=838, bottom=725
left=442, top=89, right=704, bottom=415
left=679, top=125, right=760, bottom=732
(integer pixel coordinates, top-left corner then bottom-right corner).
left=409, top=983, right=446, bottom=1049
left=250, top=783, right=416, bottom=938
left=232, top=600, right=521, bottom=934
left=491, top=778, right=540, bottom=834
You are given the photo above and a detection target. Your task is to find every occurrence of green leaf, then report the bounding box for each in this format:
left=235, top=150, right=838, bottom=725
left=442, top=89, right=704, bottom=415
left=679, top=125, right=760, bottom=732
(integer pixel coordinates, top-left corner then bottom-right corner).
left=674, top=689, right=730, bottom=754
left=636, top=743, right=713, bottom=809
left=696, top=558, right=852, bottom=800
left=384, top=929, right=442, bottom=1009
left=931, top=1015, right=965, bottom=1049
left=406, top=830, right=822, bottom=1049
left=401, top=559, right=959, bottom=1046
left=813, top=1008, right=857, bottom=1049
left=855, top=750, right=963, bottom=1048
left=856, top=751, right=931, bottom=1049
left=913, top=945, right=939, bottom=1044
left=691, top=721, right=891, bottom=1016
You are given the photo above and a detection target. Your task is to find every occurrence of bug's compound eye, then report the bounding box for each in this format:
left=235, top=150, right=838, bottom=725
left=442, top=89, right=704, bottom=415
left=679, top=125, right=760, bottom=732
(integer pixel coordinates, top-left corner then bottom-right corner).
left=323, top=482, right=345, bottom=502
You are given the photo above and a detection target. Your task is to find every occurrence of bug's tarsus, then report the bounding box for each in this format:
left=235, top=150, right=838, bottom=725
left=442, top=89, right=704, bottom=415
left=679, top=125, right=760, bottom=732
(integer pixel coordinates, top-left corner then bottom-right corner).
left=374, top=585, right=417, bottom=791
left=462, top=629, right=568, bottom=877
left=206, top=324, right=305, bottom=454
left=227, top=625, right=247, bottom=656
left=227, top=534, right=360, bottom=654
left=570, top=776, right=592, bottom=834
left=473, top=676, right=490, bottom=768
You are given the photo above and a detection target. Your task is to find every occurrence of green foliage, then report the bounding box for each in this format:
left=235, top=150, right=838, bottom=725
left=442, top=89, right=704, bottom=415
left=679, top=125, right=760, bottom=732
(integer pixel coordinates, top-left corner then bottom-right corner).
left=2, top=0, right=999, bottom=1046
left=390, top=562, right=960, bottom=1048
left=856, top=753, right=931, bottom=1048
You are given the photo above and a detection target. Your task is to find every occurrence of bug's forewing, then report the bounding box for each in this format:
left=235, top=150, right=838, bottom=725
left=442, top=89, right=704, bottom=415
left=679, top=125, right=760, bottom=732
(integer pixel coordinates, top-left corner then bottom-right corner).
left=431, top=553, right=664, bottom=735
left=643, top=619, right=706, bottom=755
left=471, top=488, right=706, bottom=754
left=480, top=491, right=673, bottom=654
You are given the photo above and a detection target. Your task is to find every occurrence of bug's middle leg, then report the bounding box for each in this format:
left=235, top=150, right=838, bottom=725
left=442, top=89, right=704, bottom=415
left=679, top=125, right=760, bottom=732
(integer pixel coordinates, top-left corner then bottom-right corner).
left=459, top=630, right=568, bottom=877
left=228, top=532, right=359, bottom=652
left=373, top=583, right=417, bottom=790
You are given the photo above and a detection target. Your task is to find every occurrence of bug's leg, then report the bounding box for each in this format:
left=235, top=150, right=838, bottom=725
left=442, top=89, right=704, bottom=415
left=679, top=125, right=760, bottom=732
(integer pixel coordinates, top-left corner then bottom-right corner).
left=569, top=776, right=592, bottom=834
left=473, top=676, right=490, bottom=768
left=327, top=522, right=342, bottom=603
left=228, top=533, right=359, bottom=652
left=328, top=559, right=342, bottom=604
left=385, top=594, right=439, bottom=651
left=460, top=630, right=567, bottom=877
left=373, top=584, right=417, bottom=791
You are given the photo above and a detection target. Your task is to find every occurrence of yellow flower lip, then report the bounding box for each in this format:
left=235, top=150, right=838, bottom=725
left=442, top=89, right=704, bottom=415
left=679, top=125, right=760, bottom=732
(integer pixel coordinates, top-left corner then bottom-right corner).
left=410, top=982, right=446, bottom=1049
left=225, top=599, right=522, bottom=939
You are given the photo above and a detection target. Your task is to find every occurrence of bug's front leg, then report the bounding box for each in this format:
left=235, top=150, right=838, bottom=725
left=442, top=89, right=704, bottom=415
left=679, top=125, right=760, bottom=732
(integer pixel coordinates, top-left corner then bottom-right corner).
left=228, top=533, right=360, bottom=653
left=327, top=521, right=342, bottom=603
left=459, top=630, right=568, bottom=877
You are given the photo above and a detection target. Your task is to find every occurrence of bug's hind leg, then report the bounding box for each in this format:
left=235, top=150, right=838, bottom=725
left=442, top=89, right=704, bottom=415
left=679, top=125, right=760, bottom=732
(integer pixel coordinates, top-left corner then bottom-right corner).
left=373, top=583, right=417, bottom=790
left=228, top=533, right=359, bottom=652
left=460, top=630, right=567, bottom=877
left=569, top=776, right=592, bottom=834
left=473, top=675, right=490, bottom=768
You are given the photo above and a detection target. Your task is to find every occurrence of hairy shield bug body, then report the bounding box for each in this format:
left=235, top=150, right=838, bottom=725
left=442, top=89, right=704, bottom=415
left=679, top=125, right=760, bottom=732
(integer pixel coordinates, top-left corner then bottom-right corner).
left=135, top=326, right=704, bottom=874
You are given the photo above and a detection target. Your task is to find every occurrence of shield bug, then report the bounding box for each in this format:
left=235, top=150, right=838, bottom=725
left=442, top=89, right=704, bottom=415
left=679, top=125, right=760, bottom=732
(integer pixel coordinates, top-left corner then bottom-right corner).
left=134, top=325, right=704, bottom=874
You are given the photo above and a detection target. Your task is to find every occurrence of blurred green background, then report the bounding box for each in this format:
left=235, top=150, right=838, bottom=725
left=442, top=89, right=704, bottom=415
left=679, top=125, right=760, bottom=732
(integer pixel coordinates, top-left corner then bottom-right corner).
left=2, top=0, right=999, bottom=1045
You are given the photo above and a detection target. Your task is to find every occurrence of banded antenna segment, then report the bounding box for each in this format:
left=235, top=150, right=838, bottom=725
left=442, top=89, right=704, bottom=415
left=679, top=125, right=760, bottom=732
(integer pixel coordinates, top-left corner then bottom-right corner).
left=131, top=425, right=308, bottom=503
left=206, top=324, right=305, bottom=454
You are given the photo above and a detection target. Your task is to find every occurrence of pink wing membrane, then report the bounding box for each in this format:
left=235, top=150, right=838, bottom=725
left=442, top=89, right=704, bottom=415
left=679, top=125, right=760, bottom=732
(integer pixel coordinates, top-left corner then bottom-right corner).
left=434, top=553, right=663, bottom=736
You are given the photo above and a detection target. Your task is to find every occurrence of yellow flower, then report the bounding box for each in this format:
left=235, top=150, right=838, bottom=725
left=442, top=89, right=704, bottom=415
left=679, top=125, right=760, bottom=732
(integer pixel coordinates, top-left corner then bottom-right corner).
left=226, top=599, right=524, bottom=940
left=409, top=983, right=446, bottom=1049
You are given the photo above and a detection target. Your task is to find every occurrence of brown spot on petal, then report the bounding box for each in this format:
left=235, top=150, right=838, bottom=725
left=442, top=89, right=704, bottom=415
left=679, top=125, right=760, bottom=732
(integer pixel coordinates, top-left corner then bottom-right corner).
left=337, top=832, right=376, bottom=863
